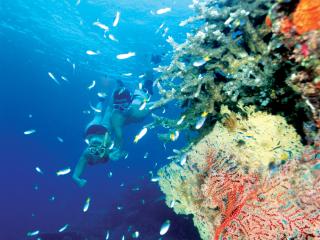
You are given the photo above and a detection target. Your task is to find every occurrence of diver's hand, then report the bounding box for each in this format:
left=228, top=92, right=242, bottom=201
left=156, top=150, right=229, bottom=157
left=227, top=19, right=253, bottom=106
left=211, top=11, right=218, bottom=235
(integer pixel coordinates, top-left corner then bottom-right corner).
left=109, top=149, right=127, bottom=161
left=109, top=149, right=121, bottom=161
left=73, top=176, right=87, bottom=187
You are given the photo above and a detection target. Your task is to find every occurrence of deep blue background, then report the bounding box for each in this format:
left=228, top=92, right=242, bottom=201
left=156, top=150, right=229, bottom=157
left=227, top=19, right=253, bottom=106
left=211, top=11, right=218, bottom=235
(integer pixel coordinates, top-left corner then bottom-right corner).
left=0, top=1, right=199, bottom=239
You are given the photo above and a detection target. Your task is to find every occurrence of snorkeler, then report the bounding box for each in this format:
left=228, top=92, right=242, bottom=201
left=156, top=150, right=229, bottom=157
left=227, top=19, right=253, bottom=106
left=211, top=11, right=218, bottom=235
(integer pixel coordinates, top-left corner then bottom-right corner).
left=73, top=72, right=155, bottom=187
left=110, top=71, right=155, bottom=151
left=72, top=94, right=117, bottom=187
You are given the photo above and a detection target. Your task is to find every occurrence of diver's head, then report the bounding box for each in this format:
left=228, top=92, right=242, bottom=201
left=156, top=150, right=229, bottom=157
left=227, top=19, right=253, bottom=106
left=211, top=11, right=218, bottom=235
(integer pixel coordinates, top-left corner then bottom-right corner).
left=86, top=136, right=107, bottom=163
left=113, top=85, right=132, bottom=111
left=143, top=70, right=154, bottom=95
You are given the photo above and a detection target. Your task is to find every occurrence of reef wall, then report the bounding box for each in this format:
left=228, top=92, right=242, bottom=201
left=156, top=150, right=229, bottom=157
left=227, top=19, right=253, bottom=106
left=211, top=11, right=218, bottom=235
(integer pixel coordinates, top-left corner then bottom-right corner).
left=154, top=0, right=320, bottom=239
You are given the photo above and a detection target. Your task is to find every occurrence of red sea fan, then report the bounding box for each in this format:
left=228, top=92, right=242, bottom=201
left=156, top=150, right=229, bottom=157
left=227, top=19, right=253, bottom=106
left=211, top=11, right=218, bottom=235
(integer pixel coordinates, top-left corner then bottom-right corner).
left=201, top=148, right=320, bottom=240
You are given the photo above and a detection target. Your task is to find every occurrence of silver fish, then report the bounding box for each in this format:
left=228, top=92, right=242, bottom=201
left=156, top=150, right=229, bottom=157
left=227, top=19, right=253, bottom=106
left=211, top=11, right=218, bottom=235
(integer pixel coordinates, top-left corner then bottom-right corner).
left=151, top=177, right=159, bottom=182
left=117, top=52, right=136, bottom=60
left=180, top=154, right=187, bottom=166
left=56, top=168, right=71, bottom=176
left=88, top=80, right=96, bottom=90
left=105, top=230, right=110, bottom=240
left=195, top=116, right=206, bottom=129
left=27, top=230, right=40, bottom=237
left=58, top=224, right=69, bottom=233
left=83, top=197, right=90, bottom=212
left=48, top=72, right=60, bottom=85
left=134, top=127, right=148, bottom=143
left=61, top=76, right=69, bottom=82
left=113, top=11, right=120, bottom=27
left=156, top=7, right=171, bottom=15
left=86, top=50, right=100, bottom=56
left=24, top=129, right=36, bottom=135
left=35, top=167, right=43, bottom=174
left=93, top=21, right=109, bottom=32
left=160, top=220, right=171, bottom=235
left=108, top=34, right=118, bottom=42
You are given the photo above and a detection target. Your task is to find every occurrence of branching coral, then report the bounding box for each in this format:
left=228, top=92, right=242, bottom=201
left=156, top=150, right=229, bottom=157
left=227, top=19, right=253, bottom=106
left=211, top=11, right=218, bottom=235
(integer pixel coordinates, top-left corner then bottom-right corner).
left=151, top=0, right=316, bottom=144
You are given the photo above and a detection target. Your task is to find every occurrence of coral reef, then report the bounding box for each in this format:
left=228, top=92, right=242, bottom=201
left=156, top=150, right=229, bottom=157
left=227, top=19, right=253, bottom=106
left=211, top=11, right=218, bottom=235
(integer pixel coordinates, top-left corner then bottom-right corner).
left=155, top=0, right=320, bottom=239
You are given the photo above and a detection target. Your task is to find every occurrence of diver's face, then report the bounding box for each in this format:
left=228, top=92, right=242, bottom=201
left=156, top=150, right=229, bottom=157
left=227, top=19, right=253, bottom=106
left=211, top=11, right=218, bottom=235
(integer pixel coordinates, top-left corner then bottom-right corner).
left=88, top=136, right=106, bottom=158
left=89, top=136, right=103, bottom=147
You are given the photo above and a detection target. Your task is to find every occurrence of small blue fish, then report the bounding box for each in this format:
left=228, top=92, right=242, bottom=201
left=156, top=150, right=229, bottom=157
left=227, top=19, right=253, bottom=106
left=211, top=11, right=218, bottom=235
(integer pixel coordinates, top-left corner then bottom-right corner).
left=232, top=30, right=243, bottom=40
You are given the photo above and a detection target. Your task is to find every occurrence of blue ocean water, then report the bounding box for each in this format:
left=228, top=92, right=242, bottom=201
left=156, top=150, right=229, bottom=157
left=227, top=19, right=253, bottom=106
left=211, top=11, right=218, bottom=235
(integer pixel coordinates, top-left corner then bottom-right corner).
left=0, top=1, right=200, bottom=239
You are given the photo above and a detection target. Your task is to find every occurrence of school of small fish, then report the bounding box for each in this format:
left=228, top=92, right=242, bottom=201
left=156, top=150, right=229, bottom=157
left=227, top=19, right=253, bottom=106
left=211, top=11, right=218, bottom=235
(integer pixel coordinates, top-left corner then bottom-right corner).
left=25, top=3, right=191, bottom=238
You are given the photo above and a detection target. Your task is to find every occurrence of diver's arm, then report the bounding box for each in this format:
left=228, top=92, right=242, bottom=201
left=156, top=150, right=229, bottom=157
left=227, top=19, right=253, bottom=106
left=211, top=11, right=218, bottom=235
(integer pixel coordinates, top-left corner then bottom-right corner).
left=72, top=154, right=88, bottom=187
left=113, top=124, right=124, bottom=149
left=110, top=110, right=125, bottom=149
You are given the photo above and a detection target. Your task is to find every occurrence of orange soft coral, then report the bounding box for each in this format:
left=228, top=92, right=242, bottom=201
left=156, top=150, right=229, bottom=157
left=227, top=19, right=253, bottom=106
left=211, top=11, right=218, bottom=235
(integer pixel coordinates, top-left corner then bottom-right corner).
left=280, top=17, right=293, bottom=34
left=293, top=0, right=320, bottom=34
left=265, top=15, right=272, bottom=28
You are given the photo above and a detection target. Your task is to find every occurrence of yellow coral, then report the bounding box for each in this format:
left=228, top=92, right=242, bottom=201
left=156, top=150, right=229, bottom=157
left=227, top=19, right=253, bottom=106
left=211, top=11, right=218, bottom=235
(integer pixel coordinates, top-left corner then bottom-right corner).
left=213, top=105, right=303, bottom=170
